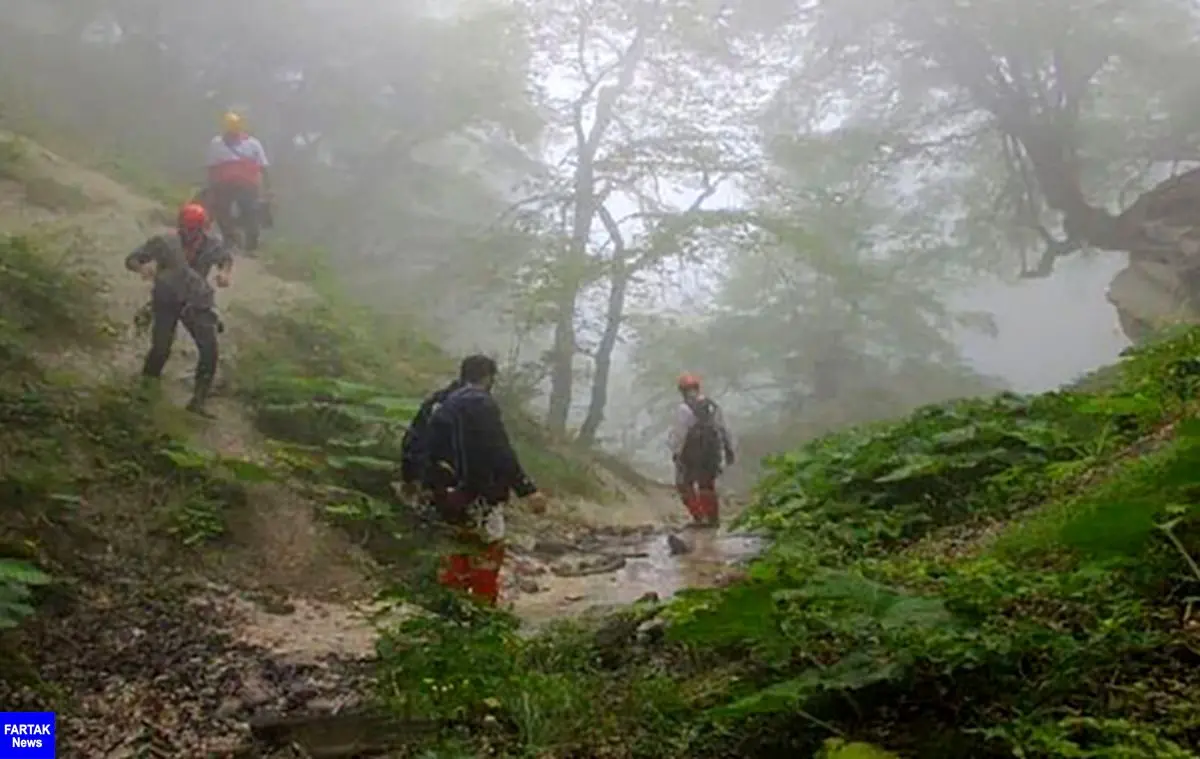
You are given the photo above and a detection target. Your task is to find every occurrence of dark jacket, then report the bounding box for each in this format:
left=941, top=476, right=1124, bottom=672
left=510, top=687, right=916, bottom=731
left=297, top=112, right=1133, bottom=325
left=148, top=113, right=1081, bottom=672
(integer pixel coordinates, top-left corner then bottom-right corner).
left=399, top=379, right=462, bottom=486
left=423, top=384, right=536, bottom=504
left=125, top=232, right=231, bottom=310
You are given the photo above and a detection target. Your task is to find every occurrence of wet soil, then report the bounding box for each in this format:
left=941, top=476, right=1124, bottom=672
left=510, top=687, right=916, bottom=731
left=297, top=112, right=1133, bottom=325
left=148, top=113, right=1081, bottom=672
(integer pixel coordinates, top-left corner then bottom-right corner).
left=507, top=524, right=763, bottom=624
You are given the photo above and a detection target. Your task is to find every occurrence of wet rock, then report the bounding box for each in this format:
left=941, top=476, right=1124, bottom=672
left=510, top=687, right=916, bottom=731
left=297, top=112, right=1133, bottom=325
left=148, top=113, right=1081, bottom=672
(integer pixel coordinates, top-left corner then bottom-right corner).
left=551, top=553, right=627, bottom=577
left=216, top=697, right=243, bottom=719
left=593, top=604, right=666, bottom=662
left=262, top=597, right=297, bottom=616
left=305, top=695, right=347, bottom=714
left=636, top=617, right=668, bottom=644
left=714, top=569, right=748, bottom=587
left=667, top=533, right=692, bottom=555
left=531, top=539, right=576, bottom=558
left=285, top=679, right=322, bottom=709
left=517, top=578, right=541, bottom=594
left=239, top=671, right=276, bottom=707
left=510, top=557, right=547, bottom=576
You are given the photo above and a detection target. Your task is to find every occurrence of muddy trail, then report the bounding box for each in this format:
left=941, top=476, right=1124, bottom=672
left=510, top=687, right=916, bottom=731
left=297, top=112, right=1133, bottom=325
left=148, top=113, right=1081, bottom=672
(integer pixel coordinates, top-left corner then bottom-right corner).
left=507, top=516, right=762, bottom=625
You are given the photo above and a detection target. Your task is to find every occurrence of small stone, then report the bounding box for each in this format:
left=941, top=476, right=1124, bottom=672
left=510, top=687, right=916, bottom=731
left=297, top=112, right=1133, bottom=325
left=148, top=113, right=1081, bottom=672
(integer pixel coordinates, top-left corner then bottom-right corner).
left=261, top=598, right=296, bottom=615
left=636, top=618, right=667, bottom=643
left=518, top=578, right=541, bottom=594
left=667, top=534, right=692, bottom=555
left=238, top=674, right=274, bottom=707
left=303, top=696, right=342, bottom=714
left=215, top=697, right=243, bottom=719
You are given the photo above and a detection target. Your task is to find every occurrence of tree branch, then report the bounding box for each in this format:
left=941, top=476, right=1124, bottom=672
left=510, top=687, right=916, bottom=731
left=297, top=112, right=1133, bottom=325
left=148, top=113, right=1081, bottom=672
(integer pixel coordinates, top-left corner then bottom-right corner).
left=1018, top=229, right=1084, bottom=279
left=625, top=172, right=720, bottom=273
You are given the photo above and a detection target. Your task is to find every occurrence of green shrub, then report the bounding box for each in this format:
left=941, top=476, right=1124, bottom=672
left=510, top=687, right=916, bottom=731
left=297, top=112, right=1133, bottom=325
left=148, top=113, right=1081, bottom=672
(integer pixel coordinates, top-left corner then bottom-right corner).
left=0, top=234, right=112, bottom=363
left=0, top=559, right=51, bottom=631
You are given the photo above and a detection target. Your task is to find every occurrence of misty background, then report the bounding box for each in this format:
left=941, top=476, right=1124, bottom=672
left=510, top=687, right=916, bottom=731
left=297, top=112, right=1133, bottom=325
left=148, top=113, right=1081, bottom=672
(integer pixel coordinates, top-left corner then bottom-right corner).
left=2, top=0, right=1194, bottom=484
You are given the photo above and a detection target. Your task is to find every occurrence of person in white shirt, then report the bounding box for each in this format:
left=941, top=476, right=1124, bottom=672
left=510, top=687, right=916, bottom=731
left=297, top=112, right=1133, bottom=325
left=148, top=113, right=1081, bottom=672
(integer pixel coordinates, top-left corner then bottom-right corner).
left=203, top=111, right=271, bottom=254
left=667, top=373, right=735, bottom=527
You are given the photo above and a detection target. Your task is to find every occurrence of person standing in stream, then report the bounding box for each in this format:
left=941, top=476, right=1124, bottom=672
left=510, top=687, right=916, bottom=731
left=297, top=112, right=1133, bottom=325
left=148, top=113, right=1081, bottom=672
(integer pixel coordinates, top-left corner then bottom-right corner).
left=204, top=111, right=271, bottom=254
left=126, top=202, right=233, bottom=418
left=668, top=373, right=736, bottom=527
left=420, top=355, right=547, bottom=606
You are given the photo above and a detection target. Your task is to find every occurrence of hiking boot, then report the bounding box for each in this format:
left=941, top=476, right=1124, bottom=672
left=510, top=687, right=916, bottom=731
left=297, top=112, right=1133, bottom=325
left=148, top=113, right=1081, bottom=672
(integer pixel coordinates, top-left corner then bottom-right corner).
left=185, top=376, right=217, bottom=419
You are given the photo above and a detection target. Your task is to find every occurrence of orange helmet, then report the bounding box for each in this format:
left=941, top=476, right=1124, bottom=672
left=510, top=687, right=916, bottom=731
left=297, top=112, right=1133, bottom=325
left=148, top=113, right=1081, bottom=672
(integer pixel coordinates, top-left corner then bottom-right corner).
left=177, top=202, right=209, bottom=231
left=677, top=373, right=701, bottom=391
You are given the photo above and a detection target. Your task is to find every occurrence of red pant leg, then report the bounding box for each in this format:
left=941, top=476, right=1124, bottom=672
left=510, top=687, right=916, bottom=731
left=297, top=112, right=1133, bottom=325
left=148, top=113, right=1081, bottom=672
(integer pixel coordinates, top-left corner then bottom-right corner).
left=438, top=553, right=473, bottom=592
left=694, top=475, right=719, bottom=521
left=468, top=541, right=506, bottom=606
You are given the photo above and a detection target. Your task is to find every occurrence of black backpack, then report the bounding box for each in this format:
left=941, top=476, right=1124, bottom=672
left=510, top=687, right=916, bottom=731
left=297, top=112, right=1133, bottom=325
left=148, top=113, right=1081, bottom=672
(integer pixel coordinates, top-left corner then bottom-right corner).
left=399, top=380, right=461, bottom=485
left=680, top=398, right=723, bottom=472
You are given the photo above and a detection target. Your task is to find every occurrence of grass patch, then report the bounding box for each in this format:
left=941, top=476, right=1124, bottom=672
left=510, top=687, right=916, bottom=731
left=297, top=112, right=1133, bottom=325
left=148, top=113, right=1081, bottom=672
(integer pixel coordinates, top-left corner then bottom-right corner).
left=0, top=135, right=24, bottom=180
left=20, top=176, right=89, bottom=212
left=0, top=234, right=113, bottom=364
left=257, top=238, right=338, bottom=286
left=0, top=135, right=93, bottom=212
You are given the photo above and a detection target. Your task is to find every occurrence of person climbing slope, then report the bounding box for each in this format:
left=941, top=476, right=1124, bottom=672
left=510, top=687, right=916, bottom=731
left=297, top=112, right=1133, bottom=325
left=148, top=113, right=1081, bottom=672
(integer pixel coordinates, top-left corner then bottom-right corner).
left=420, top=355, right=547, bottom=606
left=126, top=202, right=232, bottom=418
left=668, top=373, right=735, bottom=527
left=204, top=111, right=271, bottom=254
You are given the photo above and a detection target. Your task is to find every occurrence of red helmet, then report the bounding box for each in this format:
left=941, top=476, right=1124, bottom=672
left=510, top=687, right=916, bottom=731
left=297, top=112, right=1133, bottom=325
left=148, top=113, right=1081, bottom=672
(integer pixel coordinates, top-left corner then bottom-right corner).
left=677, top=373, right=701, bottom=391
left=177, top=202, right=209, bottom=231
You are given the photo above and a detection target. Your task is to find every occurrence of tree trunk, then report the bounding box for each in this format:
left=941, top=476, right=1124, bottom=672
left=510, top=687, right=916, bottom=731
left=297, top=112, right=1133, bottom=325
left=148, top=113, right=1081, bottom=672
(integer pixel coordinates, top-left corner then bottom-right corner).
left=543, top=18, right=650, bottom=433
left=546, top=291, right=579, bottom=432
left=545, top=165, right=597, bottom=432
left=576, top=260, right=629, bottom=445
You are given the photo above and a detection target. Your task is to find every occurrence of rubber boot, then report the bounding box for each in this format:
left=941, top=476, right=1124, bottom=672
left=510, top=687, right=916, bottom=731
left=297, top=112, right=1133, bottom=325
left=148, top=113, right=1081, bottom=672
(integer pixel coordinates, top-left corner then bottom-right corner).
left=185, top=375, right=217, bottom=418
left=679, top=485, right=705, bottom=523
left=439, top=554, right=474, bottom=594
left=696, top=488, right=720, bottom=527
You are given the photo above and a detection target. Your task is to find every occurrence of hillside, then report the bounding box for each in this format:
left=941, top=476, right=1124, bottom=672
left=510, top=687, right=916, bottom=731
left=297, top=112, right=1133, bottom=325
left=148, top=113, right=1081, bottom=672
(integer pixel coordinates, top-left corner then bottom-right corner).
left=0, top=133, right=715, bottom=756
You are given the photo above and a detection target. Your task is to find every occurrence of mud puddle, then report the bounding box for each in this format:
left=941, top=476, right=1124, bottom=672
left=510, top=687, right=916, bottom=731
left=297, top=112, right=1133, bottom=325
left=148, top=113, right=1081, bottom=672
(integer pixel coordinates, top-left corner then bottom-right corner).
left=507, top=526, right=765, bottom=624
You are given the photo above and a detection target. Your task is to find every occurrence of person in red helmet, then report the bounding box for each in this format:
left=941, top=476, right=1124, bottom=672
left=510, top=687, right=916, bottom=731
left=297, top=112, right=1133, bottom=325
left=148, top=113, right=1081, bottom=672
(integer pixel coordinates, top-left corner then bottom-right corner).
left=667, top=373, right=735, bottom=526
left=125, top=202, right=233, bottom=417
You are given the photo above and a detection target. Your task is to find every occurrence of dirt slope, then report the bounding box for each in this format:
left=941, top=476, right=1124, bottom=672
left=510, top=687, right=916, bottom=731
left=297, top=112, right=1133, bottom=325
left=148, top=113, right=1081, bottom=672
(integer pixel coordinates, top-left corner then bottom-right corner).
left=1, top=134, right=372, bottom=597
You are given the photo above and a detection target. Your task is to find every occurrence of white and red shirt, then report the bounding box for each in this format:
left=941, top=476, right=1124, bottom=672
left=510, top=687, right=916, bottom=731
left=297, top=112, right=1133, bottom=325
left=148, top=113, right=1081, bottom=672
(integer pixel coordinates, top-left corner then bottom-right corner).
left=206, top=132, right=269, bottom=187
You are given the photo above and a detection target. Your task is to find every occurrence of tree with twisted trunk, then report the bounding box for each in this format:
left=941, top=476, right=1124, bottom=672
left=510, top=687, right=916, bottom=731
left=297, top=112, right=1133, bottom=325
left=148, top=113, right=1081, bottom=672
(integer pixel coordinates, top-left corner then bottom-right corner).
left=734, top=0, right=1200, bottom=340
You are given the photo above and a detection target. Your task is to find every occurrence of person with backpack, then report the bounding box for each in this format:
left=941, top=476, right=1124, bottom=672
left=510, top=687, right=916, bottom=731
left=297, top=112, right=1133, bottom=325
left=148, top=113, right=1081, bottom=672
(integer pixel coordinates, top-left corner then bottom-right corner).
left=418, top=355, right=547, bottom=606
left=125, top=202, right=233, bottom=418
left=204, top=111, right=271, bottom=254
left=396, top=375, right=464, bottom=500
left=668, top=373, right=735, bottom=527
